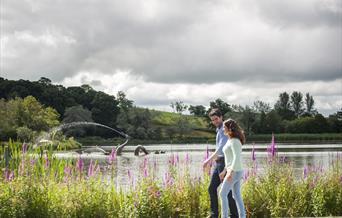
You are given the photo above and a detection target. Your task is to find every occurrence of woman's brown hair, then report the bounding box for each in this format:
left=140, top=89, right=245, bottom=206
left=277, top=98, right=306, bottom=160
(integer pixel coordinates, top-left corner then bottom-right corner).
left=223, top=119, right=246, bottom=145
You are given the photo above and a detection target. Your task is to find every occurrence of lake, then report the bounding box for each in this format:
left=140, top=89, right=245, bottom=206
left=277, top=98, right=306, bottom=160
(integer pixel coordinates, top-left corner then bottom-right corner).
left=54, top=143, right=342, bottom=188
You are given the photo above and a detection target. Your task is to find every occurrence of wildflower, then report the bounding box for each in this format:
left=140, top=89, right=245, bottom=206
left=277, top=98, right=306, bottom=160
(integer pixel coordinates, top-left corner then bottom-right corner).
left=267, top=133, right=276, bottom=158
left=88, top=159, right=94, bottom=177
left=21, top=143, right=27, bottom=153
left=30, top=158, right=35, bottom=166
left=76, top=156, right=84, bottom=172
left=251, top=144, right=256, bottom=161
left=303, top=166, right=308, bottom=178
left=64, top=165, right=71, bottom=178
left=155, top=190, right=161, bottom=198
left=185, top=153, right=190, bottom=164
left=243, top=169, right=250, bottom=180
left=143, top=168, right=148, bottom=178
left=204, top=145, right=209, bottom=160
left=108, top=148, right=116, bottom=163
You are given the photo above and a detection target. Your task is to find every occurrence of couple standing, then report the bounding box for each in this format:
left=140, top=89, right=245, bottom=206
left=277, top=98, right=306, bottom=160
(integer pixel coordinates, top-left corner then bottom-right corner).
left=203, top=108, right=246, bottom=218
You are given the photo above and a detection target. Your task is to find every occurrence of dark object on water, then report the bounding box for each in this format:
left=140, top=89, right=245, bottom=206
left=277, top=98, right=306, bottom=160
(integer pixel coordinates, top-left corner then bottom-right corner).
left=134, top=145, right=149, bottom=156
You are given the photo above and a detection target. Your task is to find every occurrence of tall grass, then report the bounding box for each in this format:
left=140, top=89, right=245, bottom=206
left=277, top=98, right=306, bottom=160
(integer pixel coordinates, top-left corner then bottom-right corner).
left=0, top=139, right=341, bottom=217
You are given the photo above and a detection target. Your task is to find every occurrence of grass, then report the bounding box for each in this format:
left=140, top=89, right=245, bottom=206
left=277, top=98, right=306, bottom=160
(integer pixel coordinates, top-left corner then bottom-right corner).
left=1, top=139, right=341, bottom=217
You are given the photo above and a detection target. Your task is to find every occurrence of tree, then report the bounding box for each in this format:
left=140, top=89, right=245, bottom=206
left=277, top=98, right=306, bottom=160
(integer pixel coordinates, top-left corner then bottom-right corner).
left=116, top=108, right=152, bottom=139
left=38, top=77, right=52, bottom=85
left=117, top=91, right=133, bottom=112
left=91, top=91, right=119, bottom=127
left=209, top=98, right=231, bottom=115
left=303, top=93, right=317, bottom=117
left=188, top=105, right=206, bottom=116
left=0, top=96, right=60, bottom=141
left=252, top=101, right=271, bottom=134
left=328, top=109, right=342, bottom=133
left=253, top=100, right=271, bottom=114
left=228, top=105, right=257, bottom=135
left=62, top=105, right=93, bottom=123
left=264, top=110, right=284, bottom=133
left=290, top=91, right=304, bottom=118
left=170, top=101, right=188, bottom=114
left=275, top=92, right=295, bottom=120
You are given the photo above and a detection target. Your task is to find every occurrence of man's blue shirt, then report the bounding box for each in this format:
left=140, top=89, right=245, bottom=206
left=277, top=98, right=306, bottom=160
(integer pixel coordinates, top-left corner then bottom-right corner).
left=216, top=123, right=228, bottom=157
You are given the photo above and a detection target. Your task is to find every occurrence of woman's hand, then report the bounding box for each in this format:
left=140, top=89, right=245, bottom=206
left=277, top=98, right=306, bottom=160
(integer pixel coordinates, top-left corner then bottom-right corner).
left=226, top=169, right=233, bottom=182
left=219, top=168, right=227, bottom=181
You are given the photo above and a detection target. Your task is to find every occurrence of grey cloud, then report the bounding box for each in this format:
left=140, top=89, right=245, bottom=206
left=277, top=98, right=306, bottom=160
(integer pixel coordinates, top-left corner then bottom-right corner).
left=1, top=0, right=341, bottom=84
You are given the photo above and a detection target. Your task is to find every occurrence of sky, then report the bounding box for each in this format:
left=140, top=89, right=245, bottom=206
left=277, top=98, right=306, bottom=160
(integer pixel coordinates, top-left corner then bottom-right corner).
left=1, top=0, right=341, bottom=116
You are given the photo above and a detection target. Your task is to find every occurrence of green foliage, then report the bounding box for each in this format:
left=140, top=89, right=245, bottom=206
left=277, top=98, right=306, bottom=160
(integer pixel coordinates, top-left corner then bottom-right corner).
left=0, top=96, right=60, bottom=141
left=286, top=113, right=330, bottom=133
left=188, top=105, right=206, bottom=116
left=0, top=140, right=342, bottom=217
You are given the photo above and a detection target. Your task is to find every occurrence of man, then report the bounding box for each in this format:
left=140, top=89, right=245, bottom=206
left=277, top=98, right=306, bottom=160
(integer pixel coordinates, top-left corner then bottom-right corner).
left=203, top=108, right=238, bottom=218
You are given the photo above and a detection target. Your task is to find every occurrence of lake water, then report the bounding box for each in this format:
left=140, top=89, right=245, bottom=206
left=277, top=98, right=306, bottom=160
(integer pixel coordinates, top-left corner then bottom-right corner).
left=54, top=143, right=342, bottom=188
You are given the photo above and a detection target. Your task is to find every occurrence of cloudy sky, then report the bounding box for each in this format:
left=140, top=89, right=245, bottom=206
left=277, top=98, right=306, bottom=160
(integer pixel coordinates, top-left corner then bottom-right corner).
left=1, top=0, right=341, bottom=115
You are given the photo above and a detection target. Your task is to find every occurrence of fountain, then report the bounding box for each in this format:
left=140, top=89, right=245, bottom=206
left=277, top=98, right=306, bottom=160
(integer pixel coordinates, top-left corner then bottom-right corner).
left=34, top=121, right=151, bottom=156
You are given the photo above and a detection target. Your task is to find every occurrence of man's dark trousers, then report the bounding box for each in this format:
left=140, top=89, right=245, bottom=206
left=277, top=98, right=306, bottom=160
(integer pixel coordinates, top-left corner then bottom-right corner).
left=208, top=158, right=238, bottom=218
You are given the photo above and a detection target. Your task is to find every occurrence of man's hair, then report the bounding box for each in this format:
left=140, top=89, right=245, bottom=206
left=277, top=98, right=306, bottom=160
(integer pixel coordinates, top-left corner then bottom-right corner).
left=208, top=108, right=222, bottom=117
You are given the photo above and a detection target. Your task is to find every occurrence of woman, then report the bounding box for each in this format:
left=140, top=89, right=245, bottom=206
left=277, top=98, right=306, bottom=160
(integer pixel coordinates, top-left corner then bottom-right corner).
left=219, top=119, right=246, bottom=218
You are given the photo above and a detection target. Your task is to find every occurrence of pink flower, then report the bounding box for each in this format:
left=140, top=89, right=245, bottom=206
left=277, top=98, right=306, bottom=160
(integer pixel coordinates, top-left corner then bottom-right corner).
left=76, top=156, right=84, bottom=172
left=267, top=133, right=276, bottom=158
left=21, top=143, right=27, bottom=153
left=143, top=168, right=148, bottom=178
left=108, top=148, right=116, bottom=163
left=87, top=160, right=94, bottom=177
left=251, top=144, right=256, bottom=161
left=303, top=166, right=308, bottom=178
left=44, top=154, right=49, bottom=168
left=185, top=153, right=190, bottom=164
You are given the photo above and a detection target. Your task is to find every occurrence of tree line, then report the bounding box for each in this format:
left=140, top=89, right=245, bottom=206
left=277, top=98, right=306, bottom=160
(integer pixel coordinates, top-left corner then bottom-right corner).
left=186, top=92, right=341, bottom=135
left=0, top=77, right=341, bottom=142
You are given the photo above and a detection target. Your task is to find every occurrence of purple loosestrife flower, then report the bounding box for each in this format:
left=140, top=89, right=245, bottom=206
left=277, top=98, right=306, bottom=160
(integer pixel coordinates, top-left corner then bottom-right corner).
left=76, top=156, right=84, bottom=172
left=44, top=154, right=49, bottom=168
left=303, top=166, right=308, bottom=178
left=155, top=190, right=161, bottom=198
left=30, top=158, right=35, bottom=166
left=22, top=143, right=27, bottom=153
left=142, top=157, right=148, bottom=169
left=4, top=168, right=9, bottom=180
left=9, top=171, right=14, bottom=181
left=185, top=153, right=190, bottom=164
left=339, top=175, right=342, bottom=183
left=251, top=144, right=256, bottom=161
left=143, top=168, right=148, bottom=178
left=169, top=154, right=176, bottom=166
left=204, top=145, right=209, bottom=160
left=267, top=133, right=276, bottom=158
left=64, top=165, right=71, bottom=176
left=108, top=148, right=116, bottom=163
left=88, top=160, right=94, bottom=177
left=128, top=169, right=132, bottom=180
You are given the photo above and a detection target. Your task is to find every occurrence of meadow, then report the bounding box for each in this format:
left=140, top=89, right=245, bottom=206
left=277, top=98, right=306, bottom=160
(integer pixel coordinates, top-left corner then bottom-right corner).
left=0, top=139, right=341, bottom=218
